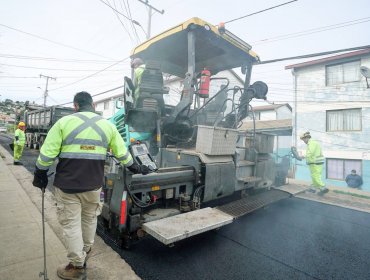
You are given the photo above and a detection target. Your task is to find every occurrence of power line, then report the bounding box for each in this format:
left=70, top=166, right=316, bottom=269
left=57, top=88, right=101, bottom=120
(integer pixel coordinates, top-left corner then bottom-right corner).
left=224, top=0, right=298, bottom=24
left=40, top=74, right=56, bottom=107
left=98, top=0, right=144, bottom=36
left=124, top=0, right=141, bottom=43
left=268, top=86, right=370, bottom=98
left=296, top=128, right=370, bottom=151
left=0, top=23, right=115, bottom=60
left=253, top=17, right=370, bottom=45
left=0, top=62, right=125, bottom=72
left=57, top=85, right=124, bottom=106
left=48, top=57, right=129, bottom=91
left=137, top=0, right=165, bottom=39
left=110, top=0, right=136, bottom=44
left=0, top=53, right=118, bottom=63
left=0, top=75, right=39, bottom=79
left=98, top=0, right=131, bottom=20
left=258, top=45, right=370, bottom=65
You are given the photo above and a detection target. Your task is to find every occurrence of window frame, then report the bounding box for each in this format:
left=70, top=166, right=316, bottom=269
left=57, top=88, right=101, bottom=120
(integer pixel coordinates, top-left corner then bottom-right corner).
left=326, top=158, right=362, bottom=181
left=326, top=108, right=362, bottom=132
left=325, top=59, right=361, bottom=86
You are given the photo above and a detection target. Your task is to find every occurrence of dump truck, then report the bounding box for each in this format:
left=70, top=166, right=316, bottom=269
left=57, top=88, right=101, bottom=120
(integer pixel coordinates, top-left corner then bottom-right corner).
left=99, top=17, right=292, bottom=248
left=24, top=106, right=75, bottom=149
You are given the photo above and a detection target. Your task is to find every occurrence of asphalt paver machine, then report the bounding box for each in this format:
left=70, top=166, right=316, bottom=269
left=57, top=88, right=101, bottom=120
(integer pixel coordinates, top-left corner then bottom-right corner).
left=100, top=18, right=291, bottom=248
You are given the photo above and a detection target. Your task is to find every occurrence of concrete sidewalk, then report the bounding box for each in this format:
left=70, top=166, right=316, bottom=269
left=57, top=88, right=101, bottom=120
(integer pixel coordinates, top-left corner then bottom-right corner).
left=0, top=145, right=140, bottom=280
left=287, top=178, right=370, bottom=214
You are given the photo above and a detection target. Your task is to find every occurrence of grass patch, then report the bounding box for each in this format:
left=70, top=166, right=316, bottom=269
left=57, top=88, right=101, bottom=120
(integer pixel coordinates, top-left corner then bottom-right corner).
left=333, top=190, right=370, bottom=200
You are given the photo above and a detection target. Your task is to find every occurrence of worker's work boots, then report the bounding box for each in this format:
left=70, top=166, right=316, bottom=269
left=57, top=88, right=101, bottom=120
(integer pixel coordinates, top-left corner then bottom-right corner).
left=83, top=248, right=92, bottom=268
left=57, top=263, right=86, bottom=280
left=317, top=187, right=329, bottom=196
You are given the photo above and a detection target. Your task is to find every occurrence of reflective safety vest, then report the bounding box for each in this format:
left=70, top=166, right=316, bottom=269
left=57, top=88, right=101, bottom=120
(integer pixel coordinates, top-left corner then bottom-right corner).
left=14, top=128, right=26, bottom=146
left=306, top=139, right=325, bottom=164
left=134, top=64, right=145, bottom=101
left=36, top=111, right=133, bottom=192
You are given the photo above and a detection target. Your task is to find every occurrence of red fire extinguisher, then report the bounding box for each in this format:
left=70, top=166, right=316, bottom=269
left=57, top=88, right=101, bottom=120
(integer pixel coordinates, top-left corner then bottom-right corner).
left=199, top=68, right=211, bottom=98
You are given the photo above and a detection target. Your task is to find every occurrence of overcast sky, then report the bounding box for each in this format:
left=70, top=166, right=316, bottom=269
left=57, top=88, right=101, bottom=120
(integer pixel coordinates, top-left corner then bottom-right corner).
left=0, top=0, right=369, bottom=106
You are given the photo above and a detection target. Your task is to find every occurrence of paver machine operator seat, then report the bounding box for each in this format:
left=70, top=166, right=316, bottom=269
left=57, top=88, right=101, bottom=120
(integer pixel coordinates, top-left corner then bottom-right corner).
left=126, top=60, right=168, bottom=133
left=135, top=60, right=167, bottom=116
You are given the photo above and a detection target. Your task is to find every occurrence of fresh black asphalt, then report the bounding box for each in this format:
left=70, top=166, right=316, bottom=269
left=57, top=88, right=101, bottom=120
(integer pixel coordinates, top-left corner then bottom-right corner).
left=1, top=134, right=369, bottom=280
left=115, top=195, right=370, bottom=280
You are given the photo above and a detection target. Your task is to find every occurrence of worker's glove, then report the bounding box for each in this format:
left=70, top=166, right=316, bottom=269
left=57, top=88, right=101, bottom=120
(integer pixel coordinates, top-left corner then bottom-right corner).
left=32, top=167, right=48, bottom=189
left=127, top=162, right=150, bottom=175
left=16, top=140, right=19, bottom=145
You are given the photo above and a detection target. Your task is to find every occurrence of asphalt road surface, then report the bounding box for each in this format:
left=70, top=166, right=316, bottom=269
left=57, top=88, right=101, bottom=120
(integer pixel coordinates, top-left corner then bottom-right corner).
left=111, top=198, right=370, bottom=280
left=1, top=134, right=369, bottom=280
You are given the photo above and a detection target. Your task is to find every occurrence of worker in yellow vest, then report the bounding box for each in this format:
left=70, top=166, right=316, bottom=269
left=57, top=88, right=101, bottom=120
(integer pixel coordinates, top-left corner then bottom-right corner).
left=32, top=91, right=149, bottom=280
left=300, top=131, right=328, bottom=195
left=131, top=57, right=145, bottom=104
left=13, top=121, right=26, bottom=165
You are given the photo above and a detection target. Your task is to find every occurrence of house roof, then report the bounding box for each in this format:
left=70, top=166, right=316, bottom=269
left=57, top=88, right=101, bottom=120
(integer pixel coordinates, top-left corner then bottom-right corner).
left=228, top=69, right=244, bottom=85
left=251, top=103, right=292, bottom=112
left=94, top=93, right=123, bottom=103
left=239, top=118, right=292, bottom=136
left=285, top=48, right=370, bottom=70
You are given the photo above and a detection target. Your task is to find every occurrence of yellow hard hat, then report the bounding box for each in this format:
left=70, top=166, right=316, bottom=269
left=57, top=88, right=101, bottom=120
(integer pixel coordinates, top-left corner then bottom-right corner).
left=18, top=121, right=26, bottom=127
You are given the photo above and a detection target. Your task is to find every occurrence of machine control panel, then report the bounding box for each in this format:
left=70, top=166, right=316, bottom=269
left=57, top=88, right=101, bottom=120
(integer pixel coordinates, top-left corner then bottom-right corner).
left=130, top=143, right=158, bottom=171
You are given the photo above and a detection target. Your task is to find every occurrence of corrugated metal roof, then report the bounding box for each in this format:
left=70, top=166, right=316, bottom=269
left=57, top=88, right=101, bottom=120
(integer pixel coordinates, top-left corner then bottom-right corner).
left=285, top=48, right=370, bottom=70
left=239, top=119, right=292, bottom=136
left=251, top=103, right=291, bottom=112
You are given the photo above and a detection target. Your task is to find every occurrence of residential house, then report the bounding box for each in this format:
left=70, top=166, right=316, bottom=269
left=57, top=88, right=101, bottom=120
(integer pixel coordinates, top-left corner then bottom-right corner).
left=286, top=48, right=370, bottom=191
left=94, top=92, right=124, bottom=119
left=251, top=104, right=292, bottom=157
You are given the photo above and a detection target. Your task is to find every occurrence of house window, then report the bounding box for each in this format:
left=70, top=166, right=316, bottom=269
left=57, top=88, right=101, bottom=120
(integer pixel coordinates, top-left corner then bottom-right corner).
left=326, top=60, right=360, bottom=86
left=326, top=108, right=361, bottom=131
left=104, top=101, right=109, bottom=110
left=327, top=158, right=362, bottom=180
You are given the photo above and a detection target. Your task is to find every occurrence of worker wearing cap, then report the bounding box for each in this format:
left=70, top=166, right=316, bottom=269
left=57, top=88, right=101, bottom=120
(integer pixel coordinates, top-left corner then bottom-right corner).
left=131, top=57, right=145, bottom=104
left=13, top=121, right=26, bottom=165
left=32, top=91, right=150, bottom=280
left=300, top=131, right=328, bottom=194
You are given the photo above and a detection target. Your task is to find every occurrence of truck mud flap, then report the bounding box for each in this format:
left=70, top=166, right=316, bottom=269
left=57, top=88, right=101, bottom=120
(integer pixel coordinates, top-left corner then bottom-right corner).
left=216, top=189, right=290, bottom=218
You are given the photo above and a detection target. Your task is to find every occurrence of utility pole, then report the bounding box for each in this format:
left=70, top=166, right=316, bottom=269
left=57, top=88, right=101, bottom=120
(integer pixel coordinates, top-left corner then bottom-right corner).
left=138, top=0, right=164, bottom=39
left=39, top=74, right=56, bottom=107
